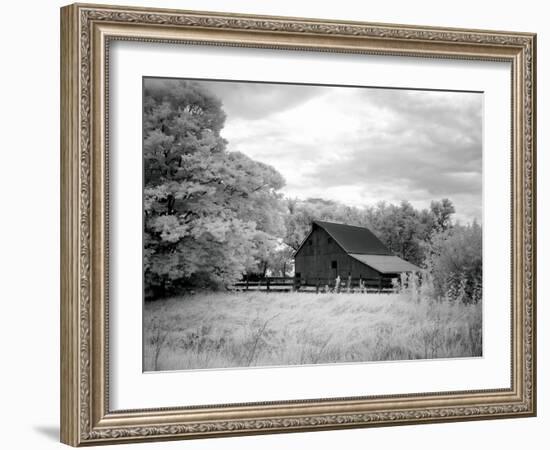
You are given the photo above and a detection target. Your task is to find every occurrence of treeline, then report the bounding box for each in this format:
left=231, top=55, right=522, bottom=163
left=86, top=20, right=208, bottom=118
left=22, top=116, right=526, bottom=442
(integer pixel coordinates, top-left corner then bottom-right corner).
left=282, top=197, right=482, bottom=303
left=144, top=79, right=481, bottom=302
left=283, top=197, right=455, bottom=267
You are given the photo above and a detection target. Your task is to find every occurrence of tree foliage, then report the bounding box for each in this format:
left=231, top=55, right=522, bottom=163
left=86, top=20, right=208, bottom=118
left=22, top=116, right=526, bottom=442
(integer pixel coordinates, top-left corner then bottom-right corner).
left=422, top=222, right=482, bottom=303
left=144, top=79, right=285, bottom=298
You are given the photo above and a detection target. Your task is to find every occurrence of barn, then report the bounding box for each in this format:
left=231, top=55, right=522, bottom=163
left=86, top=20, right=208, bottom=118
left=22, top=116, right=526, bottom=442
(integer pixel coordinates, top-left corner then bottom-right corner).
left=294, top=220, right=420, bottom=287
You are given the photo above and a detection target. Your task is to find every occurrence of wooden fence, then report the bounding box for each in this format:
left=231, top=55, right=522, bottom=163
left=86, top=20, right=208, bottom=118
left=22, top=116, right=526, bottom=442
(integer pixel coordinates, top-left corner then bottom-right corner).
left=231, top=276, right=396, bottom=293
left=232, top=277, right=295, bottom=292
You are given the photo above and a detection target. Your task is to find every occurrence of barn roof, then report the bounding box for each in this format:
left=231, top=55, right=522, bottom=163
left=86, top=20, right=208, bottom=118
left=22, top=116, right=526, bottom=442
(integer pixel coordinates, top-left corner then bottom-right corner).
left=349, top=254, right=420, bottom=274
left=313, top=220, right=391, bottom=255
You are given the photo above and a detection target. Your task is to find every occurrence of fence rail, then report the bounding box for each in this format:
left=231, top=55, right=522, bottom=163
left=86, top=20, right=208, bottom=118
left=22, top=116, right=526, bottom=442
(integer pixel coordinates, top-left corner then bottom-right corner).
left=231, top=276, right=397, bottom=293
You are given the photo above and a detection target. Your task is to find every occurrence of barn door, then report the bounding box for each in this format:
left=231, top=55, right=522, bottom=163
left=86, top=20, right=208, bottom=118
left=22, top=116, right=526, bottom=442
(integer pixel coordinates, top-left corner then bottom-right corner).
left=331, top=260, right=338, bottom=280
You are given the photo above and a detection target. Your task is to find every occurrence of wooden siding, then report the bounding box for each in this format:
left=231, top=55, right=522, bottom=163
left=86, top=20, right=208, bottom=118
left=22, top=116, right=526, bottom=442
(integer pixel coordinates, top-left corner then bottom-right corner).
left=295, top=226, right=382, bottom=282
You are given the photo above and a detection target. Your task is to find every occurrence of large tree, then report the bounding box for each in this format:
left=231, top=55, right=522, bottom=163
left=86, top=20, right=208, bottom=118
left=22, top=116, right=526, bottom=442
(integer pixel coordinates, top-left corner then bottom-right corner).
left=429, top=198, right=456, bottom=232
left=143, top=79, right=285, bottom=298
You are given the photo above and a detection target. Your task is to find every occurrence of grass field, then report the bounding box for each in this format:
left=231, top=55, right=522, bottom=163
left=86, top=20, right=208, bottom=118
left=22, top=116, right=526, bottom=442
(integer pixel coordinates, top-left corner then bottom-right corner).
left=143, top=292, right=482, bottom=371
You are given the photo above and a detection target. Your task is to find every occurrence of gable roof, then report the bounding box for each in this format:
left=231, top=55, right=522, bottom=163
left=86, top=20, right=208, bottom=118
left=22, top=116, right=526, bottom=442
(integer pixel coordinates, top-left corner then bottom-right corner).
left=349, top=254, right=420, bottom=273
left=313, top=220, right=391, bottom=255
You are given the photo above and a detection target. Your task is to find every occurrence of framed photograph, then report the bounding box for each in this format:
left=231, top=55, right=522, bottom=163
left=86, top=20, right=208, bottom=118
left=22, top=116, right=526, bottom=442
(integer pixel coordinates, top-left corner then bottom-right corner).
left=60, top=3, right=536, bottom=446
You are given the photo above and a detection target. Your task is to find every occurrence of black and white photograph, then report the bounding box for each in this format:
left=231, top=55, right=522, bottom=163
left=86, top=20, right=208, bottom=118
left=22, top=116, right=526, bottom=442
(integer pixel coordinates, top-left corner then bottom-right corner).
left=143, top=77, right=483, bottom=372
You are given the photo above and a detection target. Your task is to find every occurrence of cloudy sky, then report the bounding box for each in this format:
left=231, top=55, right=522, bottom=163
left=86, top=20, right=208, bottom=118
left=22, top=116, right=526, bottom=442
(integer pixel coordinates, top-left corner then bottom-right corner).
left=195, top=79, right=483, bottom=224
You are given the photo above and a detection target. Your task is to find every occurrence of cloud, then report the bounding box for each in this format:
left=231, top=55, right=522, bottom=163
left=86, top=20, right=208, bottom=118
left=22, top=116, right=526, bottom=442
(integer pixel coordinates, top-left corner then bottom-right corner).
left=186, top=80, right=483, bottom=223
left=302, top=89, right=483, bottom=221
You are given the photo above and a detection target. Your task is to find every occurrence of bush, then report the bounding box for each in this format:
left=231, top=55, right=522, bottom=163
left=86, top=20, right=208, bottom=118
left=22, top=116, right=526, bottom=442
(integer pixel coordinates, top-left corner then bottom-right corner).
left=423, top=222, right=482, bottom=304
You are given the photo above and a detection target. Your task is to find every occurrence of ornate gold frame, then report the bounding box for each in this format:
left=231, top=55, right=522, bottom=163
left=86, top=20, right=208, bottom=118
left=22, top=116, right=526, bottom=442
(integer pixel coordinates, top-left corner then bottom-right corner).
left=60, top=3, right=536, bottom=446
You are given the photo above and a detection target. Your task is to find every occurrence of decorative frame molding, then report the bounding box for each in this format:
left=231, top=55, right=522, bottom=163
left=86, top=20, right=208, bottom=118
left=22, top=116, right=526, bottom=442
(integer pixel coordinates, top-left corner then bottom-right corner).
left=60, top=3, right=536, bottom=446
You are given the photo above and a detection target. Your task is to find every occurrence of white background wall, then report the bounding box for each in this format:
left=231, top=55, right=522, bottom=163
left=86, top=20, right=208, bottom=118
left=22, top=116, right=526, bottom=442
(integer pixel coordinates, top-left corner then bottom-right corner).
left=0, top=0, right=546, bottom=449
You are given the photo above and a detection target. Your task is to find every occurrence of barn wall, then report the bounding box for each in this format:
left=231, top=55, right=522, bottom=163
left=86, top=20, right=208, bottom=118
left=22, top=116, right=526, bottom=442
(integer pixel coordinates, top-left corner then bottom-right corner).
left=294, top=226, right=380, bottom=282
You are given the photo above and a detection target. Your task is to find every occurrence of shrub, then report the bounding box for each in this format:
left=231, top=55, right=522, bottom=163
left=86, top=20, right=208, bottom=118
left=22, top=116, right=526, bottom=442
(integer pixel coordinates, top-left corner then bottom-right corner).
left=423, top=222, right=482, bottom=304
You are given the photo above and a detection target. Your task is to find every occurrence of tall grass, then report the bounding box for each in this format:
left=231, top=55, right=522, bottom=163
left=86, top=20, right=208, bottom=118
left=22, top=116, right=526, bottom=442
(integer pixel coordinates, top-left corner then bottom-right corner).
left=144, top=291, right=482, bottom=371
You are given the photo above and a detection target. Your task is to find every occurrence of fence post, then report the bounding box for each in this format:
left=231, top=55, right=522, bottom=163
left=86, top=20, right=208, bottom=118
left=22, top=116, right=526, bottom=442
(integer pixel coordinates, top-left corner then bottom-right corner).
left=411, top=272, right=418, bottom=302
left=266, top=278, right=270, bottom=292
left=316, top=277, right=320, bottom=294
left=245, top=275, right=249, bottom=292
left=347, top=274, right=352, bottom=293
